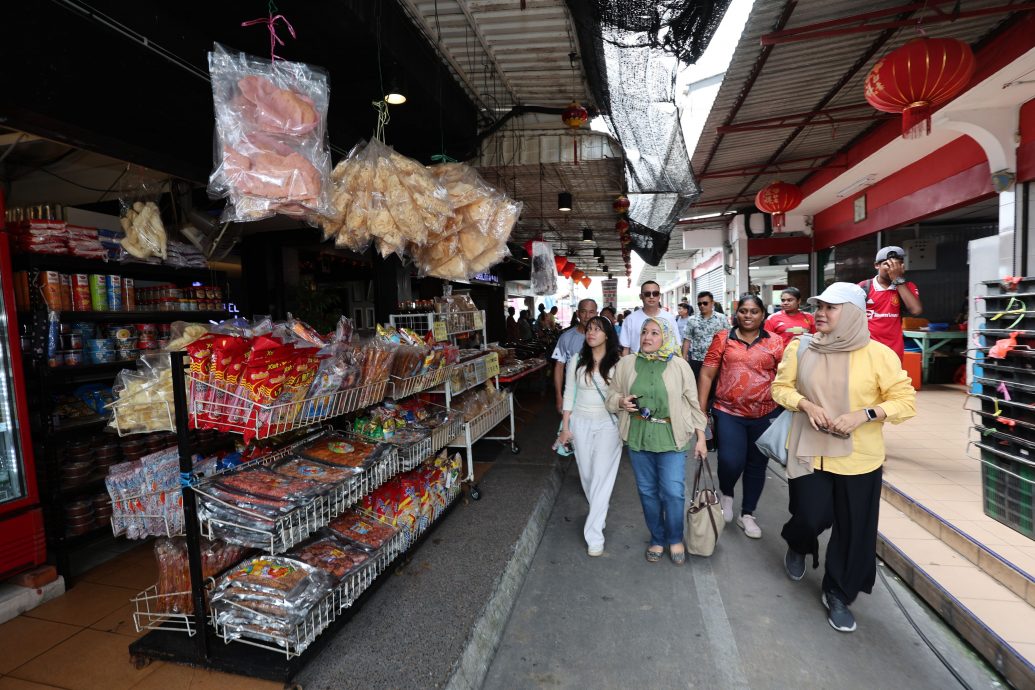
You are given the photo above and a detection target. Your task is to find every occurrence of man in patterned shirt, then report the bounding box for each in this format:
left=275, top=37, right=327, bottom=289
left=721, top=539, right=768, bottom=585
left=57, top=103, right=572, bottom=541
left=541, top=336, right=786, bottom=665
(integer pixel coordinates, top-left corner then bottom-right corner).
left=681, top=291, right=729, bottom=379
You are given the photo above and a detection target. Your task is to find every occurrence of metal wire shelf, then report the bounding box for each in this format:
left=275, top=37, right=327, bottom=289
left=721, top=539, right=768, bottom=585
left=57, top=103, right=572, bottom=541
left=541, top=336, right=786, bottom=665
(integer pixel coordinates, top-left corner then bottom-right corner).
left=194, top=447, right=401, bottom=554
left=350, top=412, right=464, bottom=471
left=188, top=378, right=388, bottom=441
left=132, top=584, right=206, bottom=636
left=387, top=365, right=454, bottom=400
left=210, top=484, right=462, bottom=659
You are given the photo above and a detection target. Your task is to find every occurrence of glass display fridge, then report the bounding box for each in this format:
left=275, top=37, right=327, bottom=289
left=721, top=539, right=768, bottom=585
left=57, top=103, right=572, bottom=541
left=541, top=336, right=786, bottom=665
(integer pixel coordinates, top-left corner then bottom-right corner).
left=0, top=231, right=45, bottom=578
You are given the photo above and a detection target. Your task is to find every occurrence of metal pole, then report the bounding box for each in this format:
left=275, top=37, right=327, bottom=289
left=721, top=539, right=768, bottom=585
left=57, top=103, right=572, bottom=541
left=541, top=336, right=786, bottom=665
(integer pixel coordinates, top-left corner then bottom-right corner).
left=171, top=351, right=209, bottom=658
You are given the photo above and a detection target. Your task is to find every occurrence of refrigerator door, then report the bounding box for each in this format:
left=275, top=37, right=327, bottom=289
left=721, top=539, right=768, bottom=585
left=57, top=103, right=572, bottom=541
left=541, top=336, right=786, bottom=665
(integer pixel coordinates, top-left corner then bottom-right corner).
left=0, top=236, right=36, bottom=511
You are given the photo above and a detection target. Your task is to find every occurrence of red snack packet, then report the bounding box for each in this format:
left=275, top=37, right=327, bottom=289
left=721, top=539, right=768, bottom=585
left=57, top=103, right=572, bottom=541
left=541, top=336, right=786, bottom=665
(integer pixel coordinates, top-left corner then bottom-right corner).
left=185, top=335, right=217, bottom=429
left=207, top=337, right=251, bottom=427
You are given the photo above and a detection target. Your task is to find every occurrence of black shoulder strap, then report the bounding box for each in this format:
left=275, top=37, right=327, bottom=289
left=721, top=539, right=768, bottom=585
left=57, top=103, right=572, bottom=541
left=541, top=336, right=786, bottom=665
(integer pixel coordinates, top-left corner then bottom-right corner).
left=860, top=279, right=872, bottom=294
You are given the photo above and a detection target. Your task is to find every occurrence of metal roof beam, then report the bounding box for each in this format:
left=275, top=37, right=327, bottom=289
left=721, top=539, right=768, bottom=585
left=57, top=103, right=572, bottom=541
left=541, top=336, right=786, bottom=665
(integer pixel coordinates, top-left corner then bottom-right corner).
left=698, top=154, right=845, bottom=180
left=761, top=2, right=1035, bottom=45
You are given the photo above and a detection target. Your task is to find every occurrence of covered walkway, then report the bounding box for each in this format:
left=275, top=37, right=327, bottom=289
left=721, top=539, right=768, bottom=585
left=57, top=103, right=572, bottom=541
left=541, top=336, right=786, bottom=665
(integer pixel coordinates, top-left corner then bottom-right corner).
left=484, top=447, right=1000, bottom=689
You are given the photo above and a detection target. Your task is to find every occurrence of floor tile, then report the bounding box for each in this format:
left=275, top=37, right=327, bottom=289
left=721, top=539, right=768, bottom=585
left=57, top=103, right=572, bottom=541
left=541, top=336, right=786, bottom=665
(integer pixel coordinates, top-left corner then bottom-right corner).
left=7, top=629, right=161, bottom=690
left=961, top=598, right=1035, bottom=645
left=923, top=564, right=1018, bottom=601
left=0, top=617, right=81, bottom=674
left=81, top=554, right=158, bottom=592
left=913, top=483, right=982, bottom=502
left=90, top=602, right=143, bottom=639
left=0, top=678, right=64, bottom=690
left=1011, top=642, right=1035, bottom=665
left=128, top=663, right=282, bottom=689
left=23, top=582, right=136, bottom=628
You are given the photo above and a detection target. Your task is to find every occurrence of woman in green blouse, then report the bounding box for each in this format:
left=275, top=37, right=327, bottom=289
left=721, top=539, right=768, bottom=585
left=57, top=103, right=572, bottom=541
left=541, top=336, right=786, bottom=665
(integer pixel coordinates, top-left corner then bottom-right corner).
left=606, top=317, right=708, bottom=565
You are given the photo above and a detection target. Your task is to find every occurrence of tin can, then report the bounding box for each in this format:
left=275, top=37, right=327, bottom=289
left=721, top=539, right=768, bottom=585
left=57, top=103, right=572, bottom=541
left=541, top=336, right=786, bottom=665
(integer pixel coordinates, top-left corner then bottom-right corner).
left=64, top=350, right=82, bottom=367
left=106, top=275, right=122, bottom=312
left=88, top=275, right=108, bottom=311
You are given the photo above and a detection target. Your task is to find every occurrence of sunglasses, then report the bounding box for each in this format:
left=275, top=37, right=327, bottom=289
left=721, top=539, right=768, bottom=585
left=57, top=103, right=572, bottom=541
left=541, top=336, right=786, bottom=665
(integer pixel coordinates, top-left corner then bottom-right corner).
left=642, top=291, right=661, bottom=298
left=697, top=301, right=711, bottom=307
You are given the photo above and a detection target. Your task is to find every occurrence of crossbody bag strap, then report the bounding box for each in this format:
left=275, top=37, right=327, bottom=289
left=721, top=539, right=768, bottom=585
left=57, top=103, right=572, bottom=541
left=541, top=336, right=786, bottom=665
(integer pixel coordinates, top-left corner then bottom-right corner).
left=589, top=372, right=619, bottom=426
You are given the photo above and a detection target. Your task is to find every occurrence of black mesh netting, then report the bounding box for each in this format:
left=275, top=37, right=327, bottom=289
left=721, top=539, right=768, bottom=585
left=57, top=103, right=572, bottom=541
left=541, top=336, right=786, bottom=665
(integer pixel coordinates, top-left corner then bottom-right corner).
left=567, top=0, right=730, bottom=265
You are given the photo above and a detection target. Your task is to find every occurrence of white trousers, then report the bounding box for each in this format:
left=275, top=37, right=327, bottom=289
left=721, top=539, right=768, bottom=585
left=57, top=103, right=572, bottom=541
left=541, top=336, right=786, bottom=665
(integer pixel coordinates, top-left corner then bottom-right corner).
left=570, top=414, right=622, bottom=548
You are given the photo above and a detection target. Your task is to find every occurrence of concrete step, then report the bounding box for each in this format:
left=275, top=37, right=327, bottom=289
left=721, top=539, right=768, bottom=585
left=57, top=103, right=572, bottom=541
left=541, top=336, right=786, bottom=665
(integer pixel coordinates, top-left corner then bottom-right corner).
left=878, top=498, right=1035, bottom=688
left=882, top=482, right=1035, bottom=604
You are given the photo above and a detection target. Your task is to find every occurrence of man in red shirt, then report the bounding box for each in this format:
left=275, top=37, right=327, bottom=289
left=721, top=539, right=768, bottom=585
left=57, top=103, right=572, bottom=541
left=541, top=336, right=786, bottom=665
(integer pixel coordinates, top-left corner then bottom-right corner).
left=859, top=246, right=923, bottom=361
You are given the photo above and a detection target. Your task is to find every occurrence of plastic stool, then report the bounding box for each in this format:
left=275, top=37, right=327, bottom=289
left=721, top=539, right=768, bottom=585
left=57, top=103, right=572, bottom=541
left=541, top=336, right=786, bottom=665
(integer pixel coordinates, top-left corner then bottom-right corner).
left=903, top=351, right=922, bottom=390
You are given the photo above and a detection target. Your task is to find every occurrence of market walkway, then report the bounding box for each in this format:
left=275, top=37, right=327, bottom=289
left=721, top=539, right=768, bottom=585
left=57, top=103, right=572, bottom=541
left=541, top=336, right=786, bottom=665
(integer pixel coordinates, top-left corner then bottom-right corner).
left=484, top=452, right=1002, bottom=689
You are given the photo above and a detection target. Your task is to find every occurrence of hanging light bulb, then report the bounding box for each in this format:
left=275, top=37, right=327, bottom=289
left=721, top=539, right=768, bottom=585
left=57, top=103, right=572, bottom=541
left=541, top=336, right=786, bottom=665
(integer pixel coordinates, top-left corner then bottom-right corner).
left=593, top=247, right=602, bottom=258
left=601, top=264, right=609, bottom=273
left=384, top=73, right=407, bottom=105
left=581, top=227, right=593, bottom=243
left=558, top=192, right=573, bottom=212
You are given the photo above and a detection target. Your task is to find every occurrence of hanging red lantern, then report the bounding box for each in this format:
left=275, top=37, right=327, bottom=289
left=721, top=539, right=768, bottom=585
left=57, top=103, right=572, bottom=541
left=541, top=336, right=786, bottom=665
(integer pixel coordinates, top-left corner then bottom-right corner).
left=554, top=255, right=567, bottom=272
left=754, top=181, right=804, bottom=231
left=580, top=275, right=591, bottom=288
left=523, top=240, right=536, bottom=258
left=562, top=100, right=590, bottom=164
left=613, top=195, right=630, bottom=215
left=571, top=269, right=585, bottom=282
left=864, top=37, right=975, bottom=139
left=562, top=261, right=576, bottom=277
left=615, top=218, right=630, bottom=233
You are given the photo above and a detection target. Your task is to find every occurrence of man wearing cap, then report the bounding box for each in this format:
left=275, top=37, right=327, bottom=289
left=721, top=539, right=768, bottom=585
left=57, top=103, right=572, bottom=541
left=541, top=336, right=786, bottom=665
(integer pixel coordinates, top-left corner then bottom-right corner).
left=859, top=246, right=922, bottom=361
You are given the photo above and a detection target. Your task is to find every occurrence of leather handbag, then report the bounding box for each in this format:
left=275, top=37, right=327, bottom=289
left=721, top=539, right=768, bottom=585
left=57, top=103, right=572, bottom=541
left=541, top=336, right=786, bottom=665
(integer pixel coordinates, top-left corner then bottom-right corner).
left=755, top=334, right=812, bottom=466
left=684, top=454, right=724, bottom=557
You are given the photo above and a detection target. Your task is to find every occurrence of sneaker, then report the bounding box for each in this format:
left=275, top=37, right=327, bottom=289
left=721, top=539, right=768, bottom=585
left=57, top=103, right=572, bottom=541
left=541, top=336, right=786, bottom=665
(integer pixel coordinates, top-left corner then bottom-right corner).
left=784, top=548, right=806, bottom=581
left=737, top=514, right=762, bottom=539
left=822, top=592, right=857, bottom=633
left=587, top=544, right=604, bottom=557
left=720, top=495, right=734, bottom=523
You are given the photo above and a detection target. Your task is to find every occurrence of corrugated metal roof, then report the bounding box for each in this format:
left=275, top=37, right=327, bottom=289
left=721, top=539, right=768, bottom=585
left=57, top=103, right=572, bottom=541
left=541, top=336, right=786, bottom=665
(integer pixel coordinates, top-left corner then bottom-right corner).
left=689, top=0, right=1016, bottom=213
left=397, top=0, right=594, bottom=121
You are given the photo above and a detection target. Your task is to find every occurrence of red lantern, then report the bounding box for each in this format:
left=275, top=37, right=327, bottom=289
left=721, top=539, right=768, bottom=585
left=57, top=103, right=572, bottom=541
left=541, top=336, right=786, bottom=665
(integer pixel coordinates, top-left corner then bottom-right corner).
left=562, top=101, right=590, bottom=164
left=613, top=195, right=630, bottom=215
left=864, top=37, right=975, bottom=139
left=620, top=234, right=631, bottom=246
left=580, top=276, right=591, bottom=289
left=523, top=240, right=535, bottom=257
left=754, top=181, right=804, bottom=231
left=562, top=261, right=576, bottom=277
left=571, top=269, right=585, bottom=282
left=615, top=218, right=630, bottom=233
left=554, top=255, right=567, bottom=272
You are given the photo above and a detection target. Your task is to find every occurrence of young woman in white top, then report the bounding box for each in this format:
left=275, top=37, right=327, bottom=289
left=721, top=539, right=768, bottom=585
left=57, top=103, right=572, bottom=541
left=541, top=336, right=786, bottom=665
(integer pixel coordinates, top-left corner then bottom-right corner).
left=556, top=316, right=622, bottom=556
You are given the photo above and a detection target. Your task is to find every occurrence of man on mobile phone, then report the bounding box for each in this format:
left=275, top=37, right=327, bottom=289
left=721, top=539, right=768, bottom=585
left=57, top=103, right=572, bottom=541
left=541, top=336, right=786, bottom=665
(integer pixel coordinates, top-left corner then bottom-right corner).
left=859, top=246, right=923, bottom=362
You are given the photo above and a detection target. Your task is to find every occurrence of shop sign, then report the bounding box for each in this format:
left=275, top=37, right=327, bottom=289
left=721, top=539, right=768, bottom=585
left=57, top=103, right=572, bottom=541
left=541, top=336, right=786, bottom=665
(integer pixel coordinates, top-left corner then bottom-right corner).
left=471, top=272, right=500, bottom=285
left=485, top=352, right=500, bottom=378
left=853, top=195, right=867, bottom=223
left=601, top=279, right=618, bottom=308
left=473, top=312, right=484, bottom=330
left=432, top=321, right=448, bottom=341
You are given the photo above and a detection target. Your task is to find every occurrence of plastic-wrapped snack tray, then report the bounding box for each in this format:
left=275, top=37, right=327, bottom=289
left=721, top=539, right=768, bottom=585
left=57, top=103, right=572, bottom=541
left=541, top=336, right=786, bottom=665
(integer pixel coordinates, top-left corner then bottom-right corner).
left=289, top=536, right=370, bottom=581
left=297, top=434, right=383, bottom=468
left=326, top=509, right=399, bottom=552
left=273, top=457, right=360, bottom=483
left=199, top=484, right=296, bottom=518
left=216, top=467, right=325, bottom=502
left=216, top=556, right=316, bottom=598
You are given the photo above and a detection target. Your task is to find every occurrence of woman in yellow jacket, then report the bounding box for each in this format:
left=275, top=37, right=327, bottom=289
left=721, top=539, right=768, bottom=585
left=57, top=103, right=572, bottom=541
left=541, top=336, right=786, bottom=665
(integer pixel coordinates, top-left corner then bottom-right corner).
left=771, top=282, right=916, bottom=634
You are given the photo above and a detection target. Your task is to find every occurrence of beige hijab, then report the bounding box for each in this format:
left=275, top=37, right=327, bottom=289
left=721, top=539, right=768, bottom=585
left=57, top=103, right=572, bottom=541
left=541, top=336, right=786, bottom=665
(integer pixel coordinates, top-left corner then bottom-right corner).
left=786, top=302, right=871, bottom=477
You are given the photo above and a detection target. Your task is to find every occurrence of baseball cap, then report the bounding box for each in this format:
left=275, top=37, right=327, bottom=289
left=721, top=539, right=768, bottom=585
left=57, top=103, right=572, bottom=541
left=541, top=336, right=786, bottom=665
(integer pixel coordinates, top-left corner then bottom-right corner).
left=875, top=246, right=905, bottom=263
left=807, top=282, right=867, bottom=311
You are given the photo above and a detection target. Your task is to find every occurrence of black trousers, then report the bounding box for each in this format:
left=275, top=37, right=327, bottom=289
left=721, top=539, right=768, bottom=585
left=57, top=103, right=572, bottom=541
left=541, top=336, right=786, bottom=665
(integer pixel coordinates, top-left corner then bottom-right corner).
left=780, top=467, right=883, bottom=605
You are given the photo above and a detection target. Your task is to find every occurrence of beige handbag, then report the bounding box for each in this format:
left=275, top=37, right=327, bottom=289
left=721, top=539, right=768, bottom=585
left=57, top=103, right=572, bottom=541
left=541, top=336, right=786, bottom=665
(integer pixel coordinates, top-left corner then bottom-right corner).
left=685, top=455, right=724, bottom=557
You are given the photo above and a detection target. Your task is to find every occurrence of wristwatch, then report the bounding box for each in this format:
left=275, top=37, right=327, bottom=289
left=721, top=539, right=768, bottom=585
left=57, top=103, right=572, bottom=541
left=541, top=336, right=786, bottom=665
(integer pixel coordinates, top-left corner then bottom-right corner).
left=864, top=408, right=879, bottom=422
left=892, top=277, right=907, bottom=286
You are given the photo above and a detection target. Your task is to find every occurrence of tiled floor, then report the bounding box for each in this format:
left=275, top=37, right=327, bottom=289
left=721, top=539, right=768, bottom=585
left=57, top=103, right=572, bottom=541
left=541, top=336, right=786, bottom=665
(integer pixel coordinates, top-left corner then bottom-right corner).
left=0, top=544, right=280, bottom=690
left=882, top=385, right=1035, bottom=577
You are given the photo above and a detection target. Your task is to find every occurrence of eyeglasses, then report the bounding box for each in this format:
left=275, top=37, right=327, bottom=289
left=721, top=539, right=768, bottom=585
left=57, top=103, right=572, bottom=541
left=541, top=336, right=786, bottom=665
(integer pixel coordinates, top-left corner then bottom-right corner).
left=641, top=291, right=661, bottom=298
left=697, top=301, right=711, bottom=307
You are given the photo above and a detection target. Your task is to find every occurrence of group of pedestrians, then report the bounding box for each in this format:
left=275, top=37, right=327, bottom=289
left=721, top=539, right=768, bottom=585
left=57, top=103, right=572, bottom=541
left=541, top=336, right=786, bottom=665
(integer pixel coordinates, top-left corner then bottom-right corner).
left=553, top=249, right=920, bottom=633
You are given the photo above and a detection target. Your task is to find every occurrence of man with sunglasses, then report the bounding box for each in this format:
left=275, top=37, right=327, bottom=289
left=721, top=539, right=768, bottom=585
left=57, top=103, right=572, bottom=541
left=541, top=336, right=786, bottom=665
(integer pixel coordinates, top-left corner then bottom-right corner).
left=619, top=281, right=680, bottom=355
left=681, top=291, right=730, bottom=379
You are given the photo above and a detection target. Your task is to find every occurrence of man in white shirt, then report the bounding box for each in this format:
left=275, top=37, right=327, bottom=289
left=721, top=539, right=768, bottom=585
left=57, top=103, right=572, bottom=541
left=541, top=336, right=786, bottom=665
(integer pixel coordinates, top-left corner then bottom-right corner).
left=552, top=298, right=597, bottom=413
left=619, top=281, right=680, bottom=355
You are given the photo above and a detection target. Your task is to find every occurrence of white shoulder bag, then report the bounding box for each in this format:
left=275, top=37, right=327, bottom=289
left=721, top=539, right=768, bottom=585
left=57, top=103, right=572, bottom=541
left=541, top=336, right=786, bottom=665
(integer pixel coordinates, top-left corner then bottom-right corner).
left=755, top=334, right=812, bottom=466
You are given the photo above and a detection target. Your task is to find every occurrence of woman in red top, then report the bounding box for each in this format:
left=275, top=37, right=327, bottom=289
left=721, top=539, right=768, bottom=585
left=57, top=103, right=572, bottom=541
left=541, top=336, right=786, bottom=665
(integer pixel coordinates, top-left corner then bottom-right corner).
left=765, top=287, right=816, bottom=346
left=696, top=294, right=785, bottom=540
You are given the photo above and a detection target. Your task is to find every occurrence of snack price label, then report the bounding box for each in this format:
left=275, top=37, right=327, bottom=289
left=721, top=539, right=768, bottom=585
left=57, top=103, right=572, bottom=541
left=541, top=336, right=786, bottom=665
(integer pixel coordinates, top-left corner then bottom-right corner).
left=485, top=352, right=500, bottom=378
left=473, top=312, right=483, bottom=330
left=432, top=321, right=448, bottom=342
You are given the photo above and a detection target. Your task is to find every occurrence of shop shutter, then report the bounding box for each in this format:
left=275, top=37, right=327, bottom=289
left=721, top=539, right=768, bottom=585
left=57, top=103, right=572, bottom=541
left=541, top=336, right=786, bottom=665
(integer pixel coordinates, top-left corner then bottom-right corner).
left=694, top=267, right=724, bottom=304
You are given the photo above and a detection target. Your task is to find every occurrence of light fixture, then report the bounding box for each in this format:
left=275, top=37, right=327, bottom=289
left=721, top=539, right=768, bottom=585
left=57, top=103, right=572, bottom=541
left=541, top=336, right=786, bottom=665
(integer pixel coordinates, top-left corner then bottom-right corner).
left=559, top=192, right=573, bottom=212
left=597, top=255, right=604, bottom=263
left=607, top=273, right=614, bottom=280
left=384, top=71, right=407, bottom=105
left=601, top=264, right=609, bottom=273
left=835, top=174, right=877, bottom=198
left=581, top=227, right=593, bottom=243
left=593, top=247, right=602, bottom=258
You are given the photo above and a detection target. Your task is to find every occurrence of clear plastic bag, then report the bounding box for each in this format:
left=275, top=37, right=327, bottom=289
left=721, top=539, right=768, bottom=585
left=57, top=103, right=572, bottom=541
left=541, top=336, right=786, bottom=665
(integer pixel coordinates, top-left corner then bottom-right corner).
left=119, top=174, right=168, bottom=261
left=208, top=43, right=332, bottom=222
left=531, top=241, right=558, bottom=295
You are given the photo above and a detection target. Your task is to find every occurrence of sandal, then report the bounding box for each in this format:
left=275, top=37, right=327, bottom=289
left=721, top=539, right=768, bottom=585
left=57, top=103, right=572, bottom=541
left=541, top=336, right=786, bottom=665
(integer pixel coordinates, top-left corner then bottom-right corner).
left=670, top=547, right=686, bottom=566
left=645, top=547, right=663, bottom=563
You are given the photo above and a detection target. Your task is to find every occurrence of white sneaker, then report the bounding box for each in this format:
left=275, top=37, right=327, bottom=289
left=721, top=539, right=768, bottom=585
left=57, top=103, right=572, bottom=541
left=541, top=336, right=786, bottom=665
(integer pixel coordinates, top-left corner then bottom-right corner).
left=737, top=514, right=762, bottom=539
left=587, top=544, right=604, bottom=557
left=720, top=495, right=734, bottom=523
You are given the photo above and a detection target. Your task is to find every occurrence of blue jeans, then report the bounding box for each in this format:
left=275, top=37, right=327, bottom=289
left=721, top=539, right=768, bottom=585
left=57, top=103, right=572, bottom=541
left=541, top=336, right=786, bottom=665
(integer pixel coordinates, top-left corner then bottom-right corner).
left=627, top=449, right=687, bottom=546
left=713, top=408, right=781, bottom=516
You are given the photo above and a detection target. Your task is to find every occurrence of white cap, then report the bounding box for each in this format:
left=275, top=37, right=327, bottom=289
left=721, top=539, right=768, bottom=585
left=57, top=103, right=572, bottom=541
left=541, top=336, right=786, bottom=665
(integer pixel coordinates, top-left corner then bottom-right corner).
left=807, top=282, right=867, bottom=311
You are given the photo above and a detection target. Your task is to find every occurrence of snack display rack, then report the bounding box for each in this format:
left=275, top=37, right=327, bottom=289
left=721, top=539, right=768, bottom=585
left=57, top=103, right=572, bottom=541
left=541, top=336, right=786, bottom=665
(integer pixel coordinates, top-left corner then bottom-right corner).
left=349, top=408, right=464, bottom=472
left=968, top=278, right=1035, bottom=539
left=387, top=364, right=453, bottom=400
left=389, top=310, right=486, bottom=343
left=448, top=391, right=515, bottom=494
left=128, top=350, right=470, bottom=682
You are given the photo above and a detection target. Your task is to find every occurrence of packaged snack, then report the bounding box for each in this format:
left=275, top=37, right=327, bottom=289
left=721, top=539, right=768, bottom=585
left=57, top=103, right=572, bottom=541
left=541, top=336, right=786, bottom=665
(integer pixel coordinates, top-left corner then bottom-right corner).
left=327, top=509, right=399, bottom=552
left=289, top=536, right=370, bottom=581
left=273, top=457, right=359, bottom=483
left=298, top=434, right=383, bottom=468
left=216, top=466, right=324, bottom=502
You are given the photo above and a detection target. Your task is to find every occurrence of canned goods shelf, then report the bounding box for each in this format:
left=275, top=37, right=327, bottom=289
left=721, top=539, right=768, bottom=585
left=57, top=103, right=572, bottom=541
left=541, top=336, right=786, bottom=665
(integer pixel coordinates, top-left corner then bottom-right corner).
left=37, top=310, right=228, bottom=323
